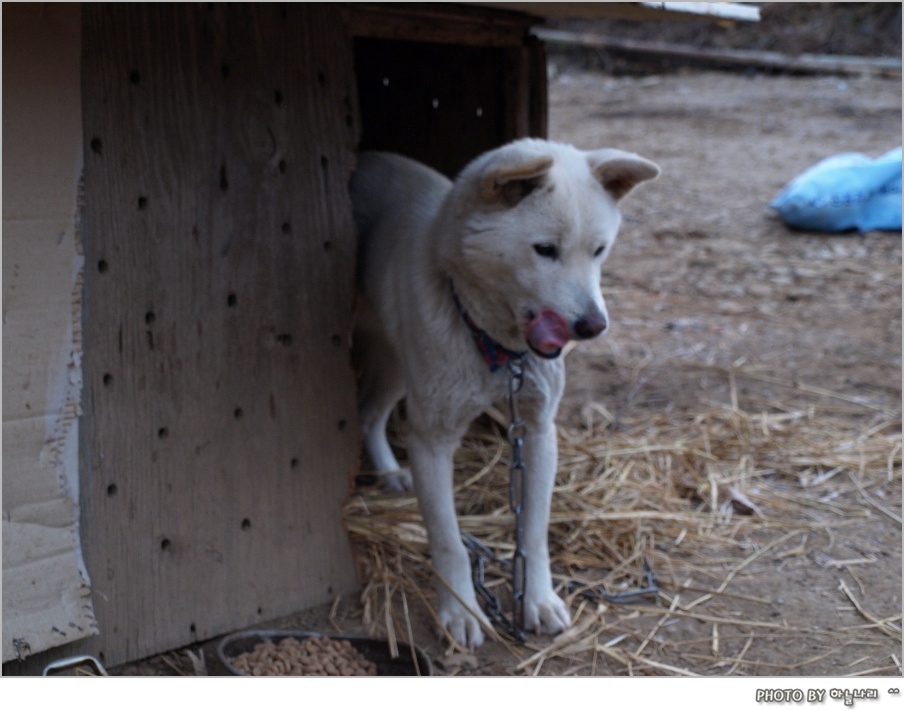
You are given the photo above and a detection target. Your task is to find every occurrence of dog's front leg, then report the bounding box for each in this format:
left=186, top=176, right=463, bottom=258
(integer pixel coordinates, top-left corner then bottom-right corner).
left=522, top=418, right=573, bottom=635
left=407, top=426, right=491, bottom=649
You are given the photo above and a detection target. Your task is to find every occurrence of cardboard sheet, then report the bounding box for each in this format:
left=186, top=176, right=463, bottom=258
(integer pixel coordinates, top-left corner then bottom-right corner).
left=2, top=3, right=97, bottom=662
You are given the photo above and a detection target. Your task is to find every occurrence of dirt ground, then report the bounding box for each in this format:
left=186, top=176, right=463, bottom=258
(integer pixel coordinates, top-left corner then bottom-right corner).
left=113, top=12, right=902, bottom=679
left=544, top=67, right=901, bottom=677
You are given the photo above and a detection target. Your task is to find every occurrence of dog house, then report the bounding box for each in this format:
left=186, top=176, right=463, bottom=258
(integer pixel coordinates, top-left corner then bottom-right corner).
left=3, top=2, right=756, bottom=672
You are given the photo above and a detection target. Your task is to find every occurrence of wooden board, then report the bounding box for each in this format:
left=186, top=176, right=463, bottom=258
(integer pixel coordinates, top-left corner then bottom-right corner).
left=348, top=2, right=536, bottom=46
left=464, top=1, right=761, bottom=23
left=75, top=4, right=361, bottom=668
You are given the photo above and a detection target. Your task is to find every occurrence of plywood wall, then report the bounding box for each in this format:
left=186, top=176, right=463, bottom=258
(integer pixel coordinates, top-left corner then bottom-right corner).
left=75, top=4, right=361, bottom=667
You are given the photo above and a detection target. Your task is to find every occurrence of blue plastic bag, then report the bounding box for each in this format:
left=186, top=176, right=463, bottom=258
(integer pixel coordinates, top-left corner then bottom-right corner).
left=769, top=147, right=902, bottom=233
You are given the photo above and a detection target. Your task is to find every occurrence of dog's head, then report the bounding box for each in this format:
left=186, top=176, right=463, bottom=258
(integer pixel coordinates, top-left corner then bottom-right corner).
left=445, top=139, right=660, bottom=359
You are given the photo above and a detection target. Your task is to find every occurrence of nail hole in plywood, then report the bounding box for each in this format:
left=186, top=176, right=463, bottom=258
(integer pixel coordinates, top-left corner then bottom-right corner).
left=107, top=483, right=118, bottom=497
left=234, top=407, right=243, bottom=420
left=240, top=518, right=251, bottom=531
left=129, top=69, right=140, bottom=85
left=138, top=196, right=148, bottom=210
left=97, top=259, right=109, bottom=273
left=160, top=538, right=172, bottom=551
left=227, top=292, right=237, bottom=307
left=290, top=457, right=300, bottom=471
left=158, top=427, right=169, bottom=440
left=103, top=373, right=113, bottom=387
left=90, top=137, right=103, bottom=154
left=274, top=89, right=284, bottom=106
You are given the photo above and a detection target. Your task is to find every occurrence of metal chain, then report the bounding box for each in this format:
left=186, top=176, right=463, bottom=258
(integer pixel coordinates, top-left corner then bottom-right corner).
left=460, top=355, right=528, bottom=643
left=462, top=355, right=659, bottom=644
left=506, top=356, right=528, bottom=641
left=461, top=531, right=524, bottom=642
left=566, top=557, right=659, bottom=604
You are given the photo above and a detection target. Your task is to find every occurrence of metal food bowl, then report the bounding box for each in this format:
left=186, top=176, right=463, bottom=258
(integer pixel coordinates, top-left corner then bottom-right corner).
left=217, top=629, right=432, bottom=677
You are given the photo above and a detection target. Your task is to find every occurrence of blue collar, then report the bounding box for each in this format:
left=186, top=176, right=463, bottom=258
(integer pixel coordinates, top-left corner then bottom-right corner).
left=450, top=280, right=527, bottom=372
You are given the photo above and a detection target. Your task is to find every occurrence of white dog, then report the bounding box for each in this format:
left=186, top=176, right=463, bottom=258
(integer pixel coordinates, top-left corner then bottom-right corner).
left=350, top=139, right=659, bottom=648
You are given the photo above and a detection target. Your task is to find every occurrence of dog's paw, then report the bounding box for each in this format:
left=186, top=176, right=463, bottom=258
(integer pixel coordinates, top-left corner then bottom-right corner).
left=524, top=589, right=572, bottom=636
left=439, top=600, right=491, bottom=650
left=378, top=468, right=413, bottom=493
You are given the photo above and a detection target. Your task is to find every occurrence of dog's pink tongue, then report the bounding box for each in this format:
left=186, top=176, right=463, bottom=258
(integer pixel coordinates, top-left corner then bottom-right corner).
left=526, top=310, right=571, bottom=356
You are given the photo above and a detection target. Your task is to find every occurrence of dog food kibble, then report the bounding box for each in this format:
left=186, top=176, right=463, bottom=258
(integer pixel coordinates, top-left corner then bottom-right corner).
left=229, top=636, right=378, bottom=676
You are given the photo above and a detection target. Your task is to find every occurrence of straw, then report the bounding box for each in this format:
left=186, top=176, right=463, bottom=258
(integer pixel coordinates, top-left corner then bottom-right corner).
left=344, top=362, right=901, bottom=675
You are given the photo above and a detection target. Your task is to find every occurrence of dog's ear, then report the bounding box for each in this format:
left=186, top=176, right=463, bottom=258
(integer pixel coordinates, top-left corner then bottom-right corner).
left=588, top=149, right=660, bottom=202
left=480, top=151, right=554, bottom=207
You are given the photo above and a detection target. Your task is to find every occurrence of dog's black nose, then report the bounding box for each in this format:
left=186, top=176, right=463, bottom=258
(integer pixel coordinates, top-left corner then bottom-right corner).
left=574, top=312, right=607, bottom=339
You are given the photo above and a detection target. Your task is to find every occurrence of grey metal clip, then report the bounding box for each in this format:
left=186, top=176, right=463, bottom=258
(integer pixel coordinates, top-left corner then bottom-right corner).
left=43, top=655, right=109, bottom=676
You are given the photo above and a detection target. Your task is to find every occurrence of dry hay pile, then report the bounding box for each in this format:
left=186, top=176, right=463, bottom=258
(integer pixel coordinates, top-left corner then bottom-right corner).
left=343, top=361, right=901, bottom=676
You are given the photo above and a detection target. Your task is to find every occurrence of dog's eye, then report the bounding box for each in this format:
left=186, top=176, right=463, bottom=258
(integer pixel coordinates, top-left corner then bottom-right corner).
left=594, top=245, right=607, bottom=258
left=533, top=243, right=559, bottom=260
